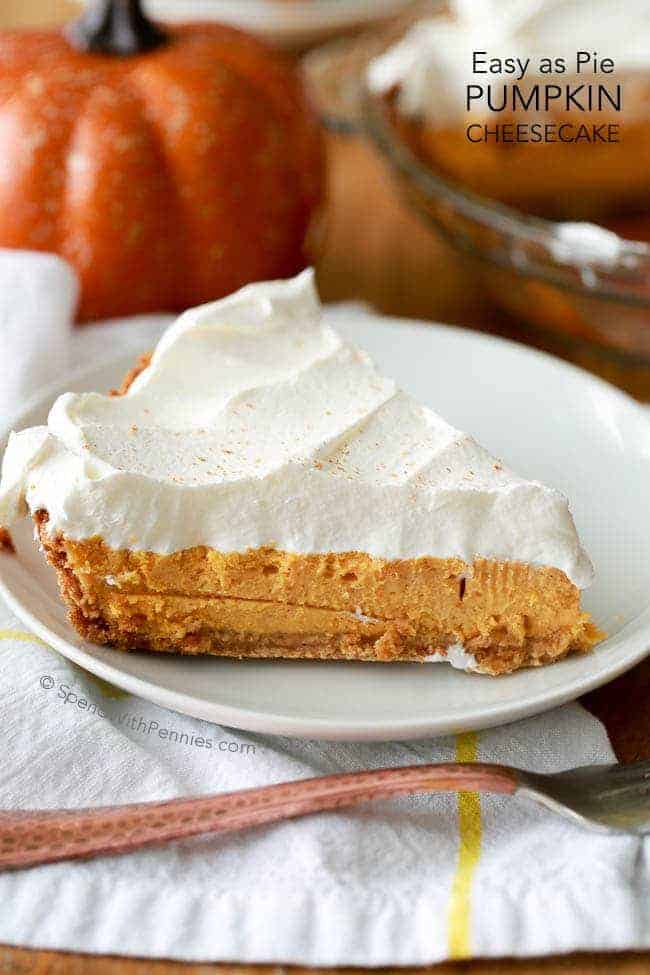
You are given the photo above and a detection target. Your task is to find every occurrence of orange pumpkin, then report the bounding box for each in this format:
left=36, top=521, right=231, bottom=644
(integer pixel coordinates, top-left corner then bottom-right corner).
left=0, top=0, right=324, bottom=322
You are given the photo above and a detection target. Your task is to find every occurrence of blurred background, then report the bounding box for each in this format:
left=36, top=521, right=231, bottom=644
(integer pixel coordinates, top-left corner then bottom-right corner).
left=3, top=0, right=650, bottom=398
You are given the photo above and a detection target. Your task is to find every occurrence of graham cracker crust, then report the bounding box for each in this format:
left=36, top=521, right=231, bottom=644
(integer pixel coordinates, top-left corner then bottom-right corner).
left=0, top=527, right=14, bottom=553
left=109, top=353, right=152, bottom=397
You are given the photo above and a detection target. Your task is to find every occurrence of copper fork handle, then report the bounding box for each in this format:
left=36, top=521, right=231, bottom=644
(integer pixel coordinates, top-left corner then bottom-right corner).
left=0, top=762, right=517, bottom=870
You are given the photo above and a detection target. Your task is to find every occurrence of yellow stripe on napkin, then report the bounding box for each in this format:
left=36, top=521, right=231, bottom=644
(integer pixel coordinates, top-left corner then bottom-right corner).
left=0, top=628, right=47, bottom=645
left=447, top=731, right=482, bottom=959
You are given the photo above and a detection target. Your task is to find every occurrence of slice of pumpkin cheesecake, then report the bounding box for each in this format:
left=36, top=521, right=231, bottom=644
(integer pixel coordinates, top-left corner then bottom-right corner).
left=0, top=270, right=600, bottom=675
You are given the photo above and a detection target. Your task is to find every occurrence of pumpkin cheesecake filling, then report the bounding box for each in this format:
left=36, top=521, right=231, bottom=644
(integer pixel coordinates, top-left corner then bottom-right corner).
left=38, top=517, right=598, bottom=675
left=0, top=272, right=601, bottom=676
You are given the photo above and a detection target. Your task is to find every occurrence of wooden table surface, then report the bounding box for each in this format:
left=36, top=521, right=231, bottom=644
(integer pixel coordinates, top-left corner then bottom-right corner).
left=1, top=3, right=649, bottom=974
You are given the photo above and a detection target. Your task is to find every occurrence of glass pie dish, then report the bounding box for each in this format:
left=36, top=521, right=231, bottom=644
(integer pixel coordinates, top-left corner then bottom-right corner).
left=304, top=25, right=650, bottom=396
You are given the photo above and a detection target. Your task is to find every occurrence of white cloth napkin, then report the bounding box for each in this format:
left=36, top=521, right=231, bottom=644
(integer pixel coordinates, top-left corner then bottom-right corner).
left=0, top=252, right=648, bottom=965
left=0, top=250, right=78, bottom=424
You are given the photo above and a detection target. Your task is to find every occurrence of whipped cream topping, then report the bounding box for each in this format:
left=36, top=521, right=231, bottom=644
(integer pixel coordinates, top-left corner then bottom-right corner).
left=549, top=223, right=626, bottom=267
left=0, top=269, right=593, bottom=588
left=367, top=0, right=650, bottom=123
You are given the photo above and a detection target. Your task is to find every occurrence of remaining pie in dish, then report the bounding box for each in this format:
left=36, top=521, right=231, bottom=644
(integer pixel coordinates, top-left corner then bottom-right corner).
left=0, top=270, right=601, bottom=675
left=366, top=1, right=650, bottom=221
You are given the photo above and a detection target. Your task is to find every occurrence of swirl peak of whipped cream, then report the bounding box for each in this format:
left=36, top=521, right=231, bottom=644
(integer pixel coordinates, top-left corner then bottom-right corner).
left=367, top=0, right=650, bottom=123
left=0, top=269, right=593, bottom=587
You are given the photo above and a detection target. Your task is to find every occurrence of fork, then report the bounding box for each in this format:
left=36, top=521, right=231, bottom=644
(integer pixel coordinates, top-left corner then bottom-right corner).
left=1, top=759, right=648, bottom=870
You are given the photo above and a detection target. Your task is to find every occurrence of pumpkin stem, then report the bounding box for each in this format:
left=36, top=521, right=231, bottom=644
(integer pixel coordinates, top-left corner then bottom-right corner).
left=66, top=0, right=168, bottom=56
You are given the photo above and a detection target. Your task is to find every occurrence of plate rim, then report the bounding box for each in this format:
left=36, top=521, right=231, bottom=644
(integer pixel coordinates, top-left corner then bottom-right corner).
left=1, top=319, right=649, bottom=741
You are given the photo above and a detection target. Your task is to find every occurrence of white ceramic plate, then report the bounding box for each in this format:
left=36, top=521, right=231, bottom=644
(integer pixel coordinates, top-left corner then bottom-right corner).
left=2, top=314, right=650, bottom=741
left=147, top=0, right=413, bottom=47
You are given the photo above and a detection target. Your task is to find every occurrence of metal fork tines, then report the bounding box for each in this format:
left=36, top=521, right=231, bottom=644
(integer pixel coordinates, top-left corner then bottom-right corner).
left=519, top=759, right=650, bottom=834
